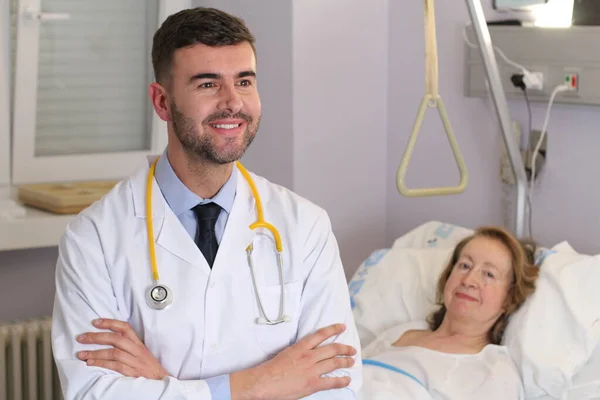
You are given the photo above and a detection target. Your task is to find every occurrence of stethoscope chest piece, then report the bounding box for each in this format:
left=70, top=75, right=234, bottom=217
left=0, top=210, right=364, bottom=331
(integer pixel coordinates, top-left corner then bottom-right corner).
left=146, top=283, right=173, bottom=310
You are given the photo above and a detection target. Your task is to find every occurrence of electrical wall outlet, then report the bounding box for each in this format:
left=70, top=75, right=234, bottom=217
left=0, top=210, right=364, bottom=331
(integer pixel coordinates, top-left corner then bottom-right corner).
left=564, top=70, right=579, bottom=92
left=523, top=71, right=544, bottom=91
left=466, top=27, right=600, bottom=107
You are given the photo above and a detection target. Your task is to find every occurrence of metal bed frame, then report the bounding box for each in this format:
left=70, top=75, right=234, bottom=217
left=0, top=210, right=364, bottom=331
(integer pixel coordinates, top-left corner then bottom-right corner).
left=466, top=0, right=528, bottom=237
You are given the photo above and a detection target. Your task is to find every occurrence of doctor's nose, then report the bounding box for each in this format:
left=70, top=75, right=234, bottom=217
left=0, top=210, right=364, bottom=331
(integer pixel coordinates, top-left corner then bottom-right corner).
left=217, top=84, right=243, bottom=115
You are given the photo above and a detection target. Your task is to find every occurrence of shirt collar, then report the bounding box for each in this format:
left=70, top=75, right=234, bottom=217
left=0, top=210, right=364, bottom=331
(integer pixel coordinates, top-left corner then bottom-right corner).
left=154, top=150, right=237, bottom=216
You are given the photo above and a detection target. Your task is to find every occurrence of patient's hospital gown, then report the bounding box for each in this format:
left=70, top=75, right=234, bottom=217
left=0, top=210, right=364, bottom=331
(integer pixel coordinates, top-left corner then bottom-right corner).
left=359, top=321, right=525, bottom=400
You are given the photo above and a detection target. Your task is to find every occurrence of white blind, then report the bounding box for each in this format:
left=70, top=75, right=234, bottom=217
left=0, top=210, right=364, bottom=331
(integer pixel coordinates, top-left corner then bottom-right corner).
left=13, top=0, right=158, bottom=157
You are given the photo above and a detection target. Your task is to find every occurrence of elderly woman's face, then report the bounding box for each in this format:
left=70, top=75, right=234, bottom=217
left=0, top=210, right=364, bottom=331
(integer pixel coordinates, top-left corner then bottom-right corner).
left=443, top=237, right=513, bottom=326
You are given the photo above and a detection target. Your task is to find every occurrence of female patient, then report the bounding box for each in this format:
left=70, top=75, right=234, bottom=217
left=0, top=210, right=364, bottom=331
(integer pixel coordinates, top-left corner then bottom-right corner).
left=361, top=226, right=539, bottom=399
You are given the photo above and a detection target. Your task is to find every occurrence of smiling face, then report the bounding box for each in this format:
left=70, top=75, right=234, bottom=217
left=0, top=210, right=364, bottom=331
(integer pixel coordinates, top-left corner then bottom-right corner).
left=443, top=236, right=513, bottom=327
left=168, top=42, right=261, bottom=164
left=150, top=41, right=261, bottom=165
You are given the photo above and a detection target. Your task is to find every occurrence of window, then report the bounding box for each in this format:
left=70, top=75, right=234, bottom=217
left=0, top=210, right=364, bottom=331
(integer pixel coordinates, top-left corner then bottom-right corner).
left=9, top=0, right=191, bottom=185
left=532, top=0, right=574, bottom=27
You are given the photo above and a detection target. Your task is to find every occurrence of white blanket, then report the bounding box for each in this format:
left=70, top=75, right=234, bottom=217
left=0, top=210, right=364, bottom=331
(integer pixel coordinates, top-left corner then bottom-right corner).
left=358, top=321, right=525, bottom=400
left=359, top=360, right=432, bottom=400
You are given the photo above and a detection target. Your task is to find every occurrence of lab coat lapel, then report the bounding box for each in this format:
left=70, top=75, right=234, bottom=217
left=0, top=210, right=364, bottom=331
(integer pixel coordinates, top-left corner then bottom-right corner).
left=211, top=166, right=254, bottom=277
left=156, top=209, right=208, bottom=273
left=130, top=156, right=210, bottom=275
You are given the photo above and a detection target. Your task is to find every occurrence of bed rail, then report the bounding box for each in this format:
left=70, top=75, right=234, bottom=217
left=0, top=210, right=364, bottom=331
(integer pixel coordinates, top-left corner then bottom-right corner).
left=465, top=0, right=528, bottom=237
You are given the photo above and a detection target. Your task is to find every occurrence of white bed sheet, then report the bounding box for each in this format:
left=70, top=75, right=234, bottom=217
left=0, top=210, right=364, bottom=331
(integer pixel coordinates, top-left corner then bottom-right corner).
left=350, top=221, right=600, bottom=400
left=358, top=321, right=525, bottom=400
left=359, top=364, right=433, bottom=400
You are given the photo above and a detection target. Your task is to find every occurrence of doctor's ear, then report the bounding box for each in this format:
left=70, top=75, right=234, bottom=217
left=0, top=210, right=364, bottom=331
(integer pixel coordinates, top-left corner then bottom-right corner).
left=149, top=83, right=171, bottom=122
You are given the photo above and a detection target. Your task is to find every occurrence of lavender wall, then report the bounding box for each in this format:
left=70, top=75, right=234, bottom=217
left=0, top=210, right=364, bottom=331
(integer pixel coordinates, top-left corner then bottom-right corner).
left=386, top=1, right=600, bottom=255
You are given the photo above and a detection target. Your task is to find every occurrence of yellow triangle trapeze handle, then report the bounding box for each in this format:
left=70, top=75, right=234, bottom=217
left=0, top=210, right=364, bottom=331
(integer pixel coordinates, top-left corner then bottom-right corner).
left=396, top=0, right=468, bottom=197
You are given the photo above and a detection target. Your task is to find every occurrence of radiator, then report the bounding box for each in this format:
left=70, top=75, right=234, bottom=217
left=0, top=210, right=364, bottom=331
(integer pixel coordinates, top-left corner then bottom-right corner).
left=0, top=318, right=63, bottom=400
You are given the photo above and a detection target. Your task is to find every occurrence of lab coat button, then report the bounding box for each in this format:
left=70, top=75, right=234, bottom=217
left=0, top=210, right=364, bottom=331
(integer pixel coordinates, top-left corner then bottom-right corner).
left=210, top=344, right=218, bottom=351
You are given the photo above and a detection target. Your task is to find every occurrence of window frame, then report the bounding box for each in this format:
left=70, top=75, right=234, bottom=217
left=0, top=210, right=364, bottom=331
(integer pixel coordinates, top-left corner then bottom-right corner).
left=10, top=0, right=190, bottom=185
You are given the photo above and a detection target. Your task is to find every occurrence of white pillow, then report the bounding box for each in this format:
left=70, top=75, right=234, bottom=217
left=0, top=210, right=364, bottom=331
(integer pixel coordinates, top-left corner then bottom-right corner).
left=504, top=242, right=600, bottom=399
left=351, top=247, right=452, bottom=347
left=389, top=220, right=474, bottom=249
left=349, top=221, right=473, bottom=347
left=350, top=221, right=600, bottom=399
left=567, top=344, right=600, bottom=399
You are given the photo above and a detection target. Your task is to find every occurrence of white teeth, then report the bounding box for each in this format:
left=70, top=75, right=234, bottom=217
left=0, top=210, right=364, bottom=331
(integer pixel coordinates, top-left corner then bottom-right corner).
left=212, top=123, right=240, bottom=129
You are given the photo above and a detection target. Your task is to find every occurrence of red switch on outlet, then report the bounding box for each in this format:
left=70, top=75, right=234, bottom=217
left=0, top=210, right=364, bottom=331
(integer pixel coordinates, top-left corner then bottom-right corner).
left=565, top=73, right=579, bottom=91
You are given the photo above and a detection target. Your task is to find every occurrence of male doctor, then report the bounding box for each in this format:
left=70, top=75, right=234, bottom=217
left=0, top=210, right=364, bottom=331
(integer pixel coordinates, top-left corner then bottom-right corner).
left=51, top=6, right=362, bottom=400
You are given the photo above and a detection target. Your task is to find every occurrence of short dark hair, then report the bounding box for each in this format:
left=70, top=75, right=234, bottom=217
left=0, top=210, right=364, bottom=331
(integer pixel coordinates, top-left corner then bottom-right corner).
left=151, top=7, right=256, bottom=86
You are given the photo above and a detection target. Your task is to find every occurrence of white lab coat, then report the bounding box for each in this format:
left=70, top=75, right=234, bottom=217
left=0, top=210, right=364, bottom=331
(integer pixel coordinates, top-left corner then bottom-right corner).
left=51, top=157, right=362, bottom=399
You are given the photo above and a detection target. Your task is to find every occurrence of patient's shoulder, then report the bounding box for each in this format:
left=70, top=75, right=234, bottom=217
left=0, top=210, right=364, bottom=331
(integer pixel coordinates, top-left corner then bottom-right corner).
left=362, top=320, right=429, bottom=357
left=392, top=328, right=430, bottom=347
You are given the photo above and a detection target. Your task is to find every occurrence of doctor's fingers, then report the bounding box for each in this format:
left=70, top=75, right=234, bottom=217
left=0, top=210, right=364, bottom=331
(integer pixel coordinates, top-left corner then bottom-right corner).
left=90, top=318, right=144, bottom=345
left=78, top=348, right=140, bottom=373
left=313, top=356, right=356, bottom=377
left=84, top=358, right=140, bottom=378
left=77, top=332, right=142, bottom=357
left=311, top=342, right=357, bottom=362
left=296, top=324, right=348, bottom=351
left=311, top=376, right=352, bottom=393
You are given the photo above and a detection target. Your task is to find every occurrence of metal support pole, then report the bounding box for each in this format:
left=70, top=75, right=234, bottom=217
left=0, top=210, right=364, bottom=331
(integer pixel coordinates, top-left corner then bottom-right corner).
left=465, top=0, right=528, bottom=238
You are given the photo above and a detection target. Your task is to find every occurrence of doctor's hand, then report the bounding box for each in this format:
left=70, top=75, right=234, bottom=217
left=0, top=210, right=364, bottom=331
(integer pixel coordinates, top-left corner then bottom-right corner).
left=230, top=323, right=356, bottom=400
left=76, top=318, right=170, bottom=380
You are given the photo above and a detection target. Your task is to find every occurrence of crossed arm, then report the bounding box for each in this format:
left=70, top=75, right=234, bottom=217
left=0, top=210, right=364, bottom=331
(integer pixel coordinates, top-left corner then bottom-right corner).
left=77, top=319, right=356, bottom=400
left=54, top=210, right=362, bottom=399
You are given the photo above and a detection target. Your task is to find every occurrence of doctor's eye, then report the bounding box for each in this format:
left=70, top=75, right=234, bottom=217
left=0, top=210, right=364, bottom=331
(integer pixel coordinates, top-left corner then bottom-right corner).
left=237, top=79, right=255, bottom=88
left=199, top=82, right=216, bottom=89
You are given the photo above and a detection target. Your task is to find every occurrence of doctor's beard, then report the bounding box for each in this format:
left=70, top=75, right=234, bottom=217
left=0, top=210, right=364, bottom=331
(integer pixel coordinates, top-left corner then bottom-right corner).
left=170, top=101, right=259, bottom=165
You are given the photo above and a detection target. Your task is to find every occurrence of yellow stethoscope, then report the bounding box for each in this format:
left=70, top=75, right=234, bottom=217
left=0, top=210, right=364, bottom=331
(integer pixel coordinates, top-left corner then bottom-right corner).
left=145, top=158, right=291, bottom=325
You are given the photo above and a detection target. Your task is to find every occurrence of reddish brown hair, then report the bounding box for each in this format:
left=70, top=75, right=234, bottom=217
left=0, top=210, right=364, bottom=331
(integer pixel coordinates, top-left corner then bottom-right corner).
left=427, top=226, right=539, bottom=344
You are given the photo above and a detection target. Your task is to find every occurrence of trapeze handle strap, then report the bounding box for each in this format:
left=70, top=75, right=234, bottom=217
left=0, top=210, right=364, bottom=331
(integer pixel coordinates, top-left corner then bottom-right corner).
left=396, top=0, right=468, bottom=198
left=425, top=0, right=438, bottom=100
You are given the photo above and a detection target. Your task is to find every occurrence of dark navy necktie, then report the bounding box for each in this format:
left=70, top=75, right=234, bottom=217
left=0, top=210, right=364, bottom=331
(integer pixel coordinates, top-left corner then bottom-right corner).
left=192, top=202, right=222, bottom=268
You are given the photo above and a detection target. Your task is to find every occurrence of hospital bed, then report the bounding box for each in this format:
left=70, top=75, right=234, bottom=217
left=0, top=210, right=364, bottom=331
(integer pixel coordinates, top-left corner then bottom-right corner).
left=349, top=221, right=600, bottom=400
left=352, top=0, right=599, bottom=397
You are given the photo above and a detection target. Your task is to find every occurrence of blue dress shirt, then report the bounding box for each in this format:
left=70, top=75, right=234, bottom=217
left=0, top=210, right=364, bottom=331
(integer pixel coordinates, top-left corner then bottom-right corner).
left=154, top=151, right=236, bottom=399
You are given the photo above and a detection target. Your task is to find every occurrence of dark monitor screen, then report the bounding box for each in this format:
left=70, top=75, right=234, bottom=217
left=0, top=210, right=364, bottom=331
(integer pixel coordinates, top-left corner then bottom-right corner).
left=493, top=0, right=548, bottom=10
left=572, top=0, right=600, bottom=25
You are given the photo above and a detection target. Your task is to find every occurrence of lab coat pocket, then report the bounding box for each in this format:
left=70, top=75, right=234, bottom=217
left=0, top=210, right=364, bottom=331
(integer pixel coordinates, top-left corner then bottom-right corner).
left=253, top=281, right=303, bottom=356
